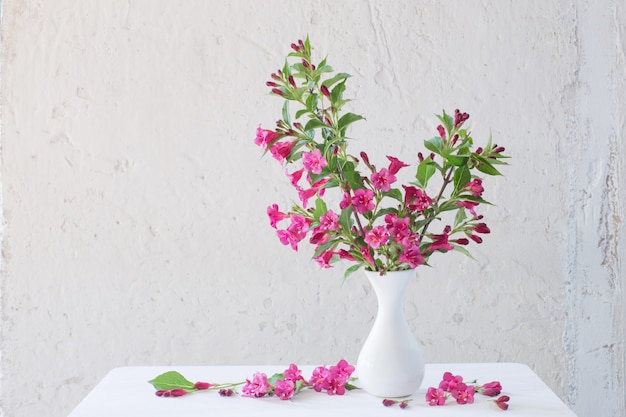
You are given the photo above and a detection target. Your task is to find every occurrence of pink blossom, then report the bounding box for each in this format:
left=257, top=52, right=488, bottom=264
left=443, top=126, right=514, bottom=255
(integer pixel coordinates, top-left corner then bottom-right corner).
left=283, top=364, right=304, bottom=382
left=426, top=387, right=447, bottom=406
left=427, top=226, right=453, bottom=253
left=360, top=246, right=375, bottom=267
left=385, top=214, right=410, bottom=242
left=277, top=214, right=310, bottom=250
left=286, top=168, right=304, bottom=188
left=339, top=192, right=352, bottom=209
left=457, top=200, right=479, bottom=218
left=254, top=125, right=280, bottom=149
left=399, top=241, right=425, bottom=268
left=318, top=210, right=339, bottom=231
left=454, top=109, right=470, bottom=127
left=337, top=249, right=355, bottom=262
left=371, top=168, right=396, bottom=191
left=439, top=372, right=464, bottom=392
left=314, top=249, right=334, bottom=268
left=269, top=141, right=295, bottom=164
left=298, top=178, right=329, bottom=208
left=274, top=379, right=295, bottom=400
left=437, top=124, right=446, bottom=139
left=364, top=226, right=389, bottom=249
left=465, top=178, right=484, bottom=197
left=267, top=204, right=287, bottom=229
left=473, top=222, right=491, bottom=234
left=310, top=366, right=330, bottom=392
left=403, top=186, right=432, bottom=211
left=386, top=156, right=409, bottom=175
left=352, top=188, right=375, bottom=214
left=480, top=381, right=502, bottom=397
left=302, top=149, right=328, bottom=174
left=385, top=215, right=409, bottom=242
left=242, top=372, right=270, bottom=397
left=494, top=395, right=510, bottom=410
left=451, top=383, right=475, bottom=405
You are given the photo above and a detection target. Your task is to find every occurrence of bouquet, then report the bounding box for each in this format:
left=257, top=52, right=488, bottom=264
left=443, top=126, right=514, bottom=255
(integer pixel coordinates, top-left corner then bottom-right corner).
left=255, top=37, right=508, bottom=278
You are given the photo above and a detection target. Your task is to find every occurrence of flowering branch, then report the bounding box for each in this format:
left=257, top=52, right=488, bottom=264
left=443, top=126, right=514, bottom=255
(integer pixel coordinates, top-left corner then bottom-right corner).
left=255, top=36, right=509, bottom=278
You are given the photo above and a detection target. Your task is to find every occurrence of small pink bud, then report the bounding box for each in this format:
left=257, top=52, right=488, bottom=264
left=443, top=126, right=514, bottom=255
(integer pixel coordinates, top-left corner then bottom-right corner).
left=437, top=124, right=446, bottom=139
left=382, top=399, right=395, bottom=407
left=194, top=381, right=212, bottom=390
left=476, top=147, right=483, bottom=154
left=302, top=59, right=310, bottom=69
left=494, top=395, right=510, bottom=410
left=399, top=401, right=408, bottom=409
left=469, top=234, right=483, bottom=244
left=290, top=43, right=299, bottom=52
left=170, top=388, right=187, bottom=397
left=155, top=390, right=168, bottom=397
left=454, top=238, right=469, bottom=245
left=452, top=134, right=459, bottom=145
left=473, top=223, right=491, bottom=234
left=494, top=146, right=505, bottom=153
left=418, top=152, right=424, bottom=162
left=288, top=75, right=296, bottom=88
left=271, top=88, right=284, bottom=96
left=219, top=388, right=234, bottom=397
left=320, top=84, right=330, bottom=97
left=266, top=81, right=278, bottom=87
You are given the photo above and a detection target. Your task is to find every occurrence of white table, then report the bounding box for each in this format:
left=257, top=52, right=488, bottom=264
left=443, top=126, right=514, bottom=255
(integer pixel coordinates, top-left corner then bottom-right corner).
left=67, top=363, right=577, bottom=416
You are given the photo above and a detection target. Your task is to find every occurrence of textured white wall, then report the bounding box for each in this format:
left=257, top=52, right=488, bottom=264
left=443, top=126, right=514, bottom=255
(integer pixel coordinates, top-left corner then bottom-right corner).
left=0, top=1, right=624, bottom=417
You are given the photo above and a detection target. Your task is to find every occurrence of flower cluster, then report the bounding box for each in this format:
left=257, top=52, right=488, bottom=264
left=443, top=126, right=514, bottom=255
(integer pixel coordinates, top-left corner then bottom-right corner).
left=242, top=359, right=355, bottom=400
left=149, top=360, right=356, bottom=402
left=425, top=371, right=510, bottom=410
left=255, top=37, right=509, bottom=277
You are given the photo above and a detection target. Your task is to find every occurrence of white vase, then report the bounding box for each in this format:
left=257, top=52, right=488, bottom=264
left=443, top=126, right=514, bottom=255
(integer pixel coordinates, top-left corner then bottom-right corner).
left=356, top=269, right=425, bottom=397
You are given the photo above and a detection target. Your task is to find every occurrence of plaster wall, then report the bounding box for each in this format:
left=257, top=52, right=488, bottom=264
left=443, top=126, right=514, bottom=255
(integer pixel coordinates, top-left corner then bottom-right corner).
left=0, top=1, right=623, bottom=417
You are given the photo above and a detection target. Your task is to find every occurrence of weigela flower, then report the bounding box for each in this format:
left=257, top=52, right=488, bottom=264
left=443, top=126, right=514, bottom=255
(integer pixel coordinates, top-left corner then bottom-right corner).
left=426, top=387, right=447, bottom=406
left=302, top=149, right=327, bottom=174
left=479, top=381, right=503, bottom=397
left=270, top=140, right=296, bottom=164
left=267, top=204, right=287, bottom=229
left=254, top=125, right=280, bottom=149
left=465, top=178, right=484, bottom=197
left=371, top=168, right=396, bottom=191
left=274, top=379, right=295, bottom=400
left=451, top=382, right=475, bottom=404
left=364, top=226, right=389, bottom=249
left=494, top=395, right=510, bottom=410
left=242, top=372, right=271, bottom=397
left=352, top=188, right=375, bottom=214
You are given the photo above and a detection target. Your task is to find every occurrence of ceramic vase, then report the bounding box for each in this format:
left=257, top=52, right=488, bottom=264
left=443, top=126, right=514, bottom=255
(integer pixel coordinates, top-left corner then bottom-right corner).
left=356, top=269, right=425, bottom=397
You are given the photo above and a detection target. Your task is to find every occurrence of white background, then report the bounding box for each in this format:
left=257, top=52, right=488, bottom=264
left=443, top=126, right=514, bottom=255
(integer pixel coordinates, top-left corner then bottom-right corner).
left=0, top=1, right=624, bottom=417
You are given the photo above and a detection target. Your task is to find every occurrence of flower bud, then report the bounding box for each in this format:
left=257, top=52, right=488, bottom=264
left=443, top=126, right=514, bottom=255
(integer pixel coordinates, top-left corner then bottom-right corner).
left=271, top=88, right=284, bottom=96
left=288, top=75, right=296, bottom=88
left=382, top=399, right=395, bottom=407
left=320, top=84, right=330, bottom=97
left=194, top=381, right=212, bottom=390
left=469, top=234, right=483, bottom=244
left=170, top=388, right=187, bottom=397
left=155, top=390, right=168, bottom=397
left=219, top=388, right=234, bottom=397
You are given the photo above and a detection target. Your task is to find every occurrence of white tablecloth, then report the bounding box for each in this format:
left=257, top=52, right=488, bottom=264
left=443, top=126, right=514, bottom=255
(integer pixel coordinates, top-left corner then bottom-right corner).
left=67, top=363, right=577, bottom=416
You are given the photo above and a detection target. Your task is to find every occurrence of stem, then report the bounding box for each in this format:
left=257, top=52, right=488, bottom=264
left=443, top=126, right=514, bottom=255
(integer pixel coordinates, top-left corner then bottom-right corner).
left=420, top=166, right=454, bottom=238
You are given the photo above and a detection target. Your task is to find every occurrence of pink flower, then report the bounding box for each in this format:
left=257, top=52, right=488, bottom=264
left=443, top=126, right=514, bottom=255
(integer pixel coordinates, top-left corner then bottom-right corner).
left=398, top=241, right=425, bottom=268
left=274, top=379, right=295, bottom=400
left=277, top=214, right=310, bottom=250
left=385, top=214, right=410, bottom=242
left=242, top=372, right=270, bottom=397
left=314, top=249, right=334, bottom=268
left=337, top=249, right=355, bottom=262
left=352, top=188, right=375, bottom=214
left=473, top=222, right=491, bottom=234
left=451, top=382, right=475, bottom=404
left=364, top=226, right=389, bottom=249
left=371, top=168, right=396, bottom=191
left=427, top=226, right=453, bottom=253
left=360, top=246, right=376, bottom=267
left=318, top=210, right=339, bottom=231
left=403, top=186, right=432, bottom=211
left=426, top=387, right=447, bottom=406
left=494, top=395, right=510, bottom=410
left=267, top=204, right=287, bottom=228
left=480, top=381, right=502, bottom=397
left=310, top=366, right=330, bottom=392
left=386, top=156, right=409, bottom=175
left=457, top=200, right=479, bottom=218
left=286, top=168, right=304, bottom=188
left=302, top=149, right=328, bottom=174
left=439, top=372, right=464, bottom=392
left=339, top=192, right=352, bottom=209
left=283, top=364, right=304, bottom=382
left=269, top=140, right=295, bottom=164
left=254, top=125, right=280, bottom=149
left=465, top=178, right=484, bottom=197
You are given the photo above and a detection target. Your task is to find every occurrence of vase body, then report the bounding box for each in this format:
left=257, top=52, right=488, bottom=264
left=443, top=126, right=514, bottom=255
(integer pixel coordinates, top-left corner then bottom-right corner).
left=356, top=269, right=425, bottom=397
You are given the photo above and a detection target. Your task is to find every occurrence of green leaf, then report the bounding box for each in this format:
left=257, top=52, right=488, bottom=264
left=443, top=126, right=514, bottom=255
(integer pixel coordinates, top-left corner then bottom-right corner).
left=452, top=244, right=476, bottom=260
left=343, top=263, right=363, bottom=283
left=330, top=80, right=346, bottom=104
left=474, top=154, right=503, bottom=175
left=282, top=101, right=291, bottom=126
left=305, top=92, right=318, bottom=112
left=344, top=382, right=359, bottom=391
left=437, top=109, right=453, bottom=133
left=339, top=206, right=354, bottom=232
left=303, top=118, right=328, bottom=132
left=314, top=198, right=328, bottom=219
left=424, top=136, right=444, bottom=155
left=383, top=188, right=403, bottom=203
left=148, top=371, right=196, bottom=391
left=322, top=73, right=351, bottom=89
left=443, top=152, right=469, bottom=167
left=337, top=112, right=364, bottom=133
left=453, top=165, right=471, bottom=193
left=267, top=373, right=284, bottom=386
left=415, top=160, right=436, bottom=188
left=454, top=207, right=467, bottom=227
